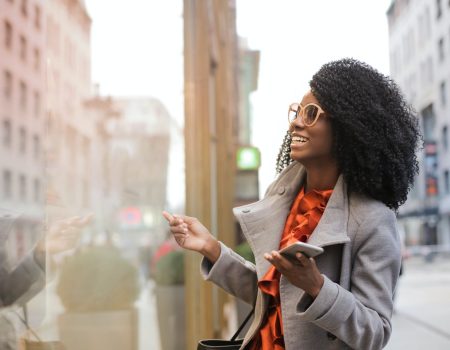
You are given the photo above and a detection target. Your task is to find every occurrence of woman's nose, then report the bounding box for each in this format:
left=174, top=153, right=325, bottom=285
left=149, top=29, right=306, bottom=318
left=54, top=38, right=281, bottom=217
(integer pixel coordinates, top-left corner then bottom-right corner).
left=290, top=115, right=306, bottom=130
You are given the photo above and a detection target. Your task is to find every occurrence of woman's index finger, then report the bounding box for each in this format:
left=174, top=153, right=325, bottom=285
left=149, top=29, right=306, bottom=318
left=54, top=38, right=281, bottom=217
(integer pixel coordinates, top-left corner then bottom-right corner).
left=162, top=211, right=174, bottom=224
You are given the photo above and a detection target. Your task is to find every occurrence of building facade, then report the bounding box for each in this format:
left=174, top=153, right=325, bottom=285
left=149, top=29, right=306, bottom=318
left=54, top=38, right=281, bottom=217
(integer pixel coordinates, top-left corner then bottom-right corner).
left=1, top=0, right=46, bottom=262
left=45, top=0, right=95, bottom=223
left=387, top=0, right=450, bottom=248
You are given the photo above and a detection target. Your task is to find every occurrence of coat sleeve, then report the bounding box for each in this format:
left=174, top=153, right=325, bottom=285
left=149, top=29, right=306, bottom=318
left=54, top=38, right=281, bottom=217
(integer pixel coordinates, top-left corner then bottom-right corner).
left=0, top=248, right=46, bottom=307
left=296, top=209, right=401, bottom=350
left=200, top=241, right=258, bottom=305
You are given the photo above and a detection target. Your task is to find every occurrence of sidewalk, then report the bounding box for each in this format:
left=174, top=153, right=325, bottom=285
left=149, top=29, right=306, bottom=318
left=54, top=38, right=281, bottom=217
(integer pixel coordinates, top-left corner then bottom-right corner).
left=385, top=255, right=450, bottom=349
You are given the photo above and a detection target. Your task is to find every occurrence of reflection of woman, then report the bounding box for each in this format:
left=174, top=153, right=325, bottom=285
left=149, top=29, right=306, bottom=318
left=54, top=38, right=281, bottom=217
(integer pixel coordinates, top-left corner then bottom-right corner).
left=0, top=213, right=92, bottom=348
left=163, top=58, right=421, bottom=349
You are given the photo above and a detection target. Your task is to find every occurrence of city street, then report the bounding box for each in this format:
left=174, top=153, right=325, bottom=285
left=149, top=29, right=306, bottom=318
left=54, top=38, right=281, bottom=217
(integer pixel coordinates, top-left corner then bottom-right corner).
left=386, top=254, right=450, bottom=349
left=22, top=253, right=450, bottom=350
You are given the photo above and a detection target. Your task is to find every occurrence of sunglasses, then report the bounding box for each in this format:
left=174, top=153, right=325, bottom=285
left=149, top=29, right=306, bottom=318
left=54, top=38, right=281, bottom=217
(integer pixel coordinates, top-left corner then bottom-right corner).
left=288, top=102, right=326, bottom=127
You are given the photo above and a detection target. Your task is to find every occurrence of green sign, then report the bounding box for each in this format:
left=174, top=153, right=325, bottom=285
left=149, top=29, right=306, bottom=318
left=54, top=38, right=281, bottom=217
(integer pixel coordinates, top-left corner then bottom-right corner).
left=237, top=147, right=261, bottom=170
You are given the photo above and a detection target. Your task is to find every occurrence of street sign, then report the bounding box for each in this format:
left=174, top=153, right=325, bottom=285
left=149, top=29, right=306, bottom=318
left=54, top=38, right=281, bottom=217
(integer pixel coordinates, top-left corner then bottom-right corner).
left=236, top=146, right=260, bottom=170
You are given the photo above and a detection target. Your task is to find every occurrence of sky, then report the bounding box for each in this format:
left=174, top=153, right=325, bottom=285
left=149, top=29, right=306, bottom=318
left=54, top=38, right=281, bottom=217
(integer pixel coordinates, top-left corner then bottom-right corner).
left=85, top=0, right=392, bottom=204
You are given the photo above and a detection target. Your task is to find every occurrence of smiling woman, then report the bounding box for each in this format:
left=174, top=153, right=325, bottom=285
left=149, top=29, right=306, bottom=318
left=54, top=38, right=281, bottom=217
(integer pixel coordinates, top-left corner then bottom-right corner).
left=163, top=57, right=421, bottom=350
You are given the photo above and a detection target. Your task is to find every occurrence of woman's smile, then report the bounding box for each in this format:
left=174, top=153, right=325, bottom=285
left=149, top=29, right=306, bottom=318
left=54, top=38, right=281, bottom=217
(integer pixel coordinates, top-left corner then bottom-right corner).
left=290, top=134, right=310, bottom=148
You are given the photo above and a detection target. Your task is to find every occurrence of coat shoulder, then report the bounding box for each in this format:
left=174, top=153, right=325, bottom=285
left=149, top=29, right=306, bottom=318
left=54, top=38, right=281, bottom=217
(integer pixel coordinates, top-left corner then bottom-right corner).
left=348, top=191, right=397, bottom=229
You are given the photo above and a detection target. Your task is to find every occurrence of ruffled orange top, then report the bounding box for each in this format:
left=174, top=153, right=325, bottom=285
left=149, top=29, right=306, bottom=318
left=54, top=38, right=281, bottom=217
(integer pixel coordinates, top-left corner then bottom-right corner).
left=247, top=186, right=333, bottom=350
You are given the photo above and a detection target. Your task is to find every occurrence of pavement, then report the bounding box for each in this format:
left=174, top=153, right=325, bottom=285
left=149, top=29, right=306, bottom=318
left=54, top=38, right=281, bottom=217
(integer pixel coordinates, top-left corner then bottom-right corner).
left=20, top=253, right=450, bottom=350
left=386, top=254, right=450, bottom=349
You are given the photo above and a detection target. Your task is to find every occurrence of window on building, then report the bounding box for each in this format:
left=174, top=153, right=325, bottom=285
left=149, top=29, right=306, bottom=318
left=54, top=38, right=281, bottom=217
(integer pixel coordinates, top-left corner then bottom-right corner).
left=21, top=0, right=28, bottom=17
left=4, top=20, right=12, bottom=49
left=440, top=80, right=447, bottom=106
left=3, top=120, right=11, bottom=147
left=437, top=0, right=442, bottom=18
left=421, top=104, right=436, bottom=142
left=19, top=35, right=27, bottom=61
left=425, top=7, right=431, bottom=38
left=418, top=14, right=424, bottom=46
left=19, top=81, right=27, bottom=109
left=443, top=125, right=449, bottom=150
left=438, top=37, right=445, bottom=61
left=33, top=178, right=40, bottom=202
left=19, top=127, right=26, bottom=154
left=34, top=4, right=41, bottom=29
left=33, top=134, right=39, bottom=159
left=409, top=29, right=415, bottom=58
left=33, top=48, right=40, bottom=71
left=4, top=70, right=12, bottom=98
left=427, top=56, right=434, bottom=83
left=33, top=91, right=40, bottom=117
left=444, top=170, right=450, bottom=194
left=19, top=174, right=26, bottom=201
left=3, top=170, right=12, bottom=199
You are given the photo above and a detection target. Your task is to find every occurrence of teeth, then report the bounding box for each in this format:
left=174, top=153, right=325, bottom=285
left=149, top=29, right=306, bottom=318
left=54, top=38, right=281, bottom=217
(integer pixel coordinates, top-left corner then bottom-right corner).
left=292, top=136, right=308, bottom=143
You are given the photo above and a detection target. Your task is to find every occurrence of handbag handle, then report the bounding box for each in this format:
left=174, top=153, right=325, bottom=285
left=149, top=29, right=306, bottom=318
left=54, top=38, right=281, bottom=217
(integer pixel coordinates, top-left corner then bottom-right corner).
left=230, top=308, right=254, bottom=341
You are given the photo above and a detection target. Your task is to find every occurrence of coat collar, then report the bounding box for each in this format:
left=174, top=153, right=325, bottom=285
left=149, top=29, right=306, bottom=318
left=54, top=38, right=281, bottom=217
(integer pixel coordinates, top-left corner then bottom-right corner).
left=233, top=161, right=350, bottom=279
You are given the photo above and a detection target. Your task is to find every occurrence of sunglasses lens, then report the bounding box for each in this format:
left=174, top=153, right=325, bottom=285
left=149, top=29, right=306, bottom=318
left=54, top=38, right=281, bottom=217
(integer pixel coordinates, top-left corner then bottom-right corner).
left=288, top=104, right=299, bottom=123
left=304, top=105, right=319, bottom=125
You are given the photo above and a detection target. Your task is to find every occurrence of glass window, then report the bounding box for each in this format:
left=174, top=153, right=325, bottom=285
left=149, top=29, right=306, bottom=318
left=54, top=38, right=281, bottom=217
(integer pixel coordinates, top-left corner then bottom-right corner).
left=4, top=70, right=13, bottom=98
left=438, top=37, right=445, bottom=61
left=437, top=0, right=442, bottom=18
left=440, top=80, right=447, bottom=106
left=444, top=170, right=450, bottom=194
left=443, top=125, right=449, bottom=150
left=20, top=81, right=27, bottom=109
left=34, top=48, right=40, bottom=71
left=33, top=178, right=40, bottom=202
left=33, top=134, right=40, bottom=159
left=34, top=4, right=41, bottom=29
left=21, top=0, right=28, bottom=17
left=425, top=7, right=431, bottom=38
left=19, top=127, right=26, bottom=154
left=20, top=35, right=27, bottom=61
left=4, top=20, right=12, bottom=49
left=19, top=174, right=26, bottom=201
left=3, top=170, right=12, bottom=199
left=34, top=91, right=40, bottom=117
left=3, top=120, right=12, bottom=147
left=421, top=104, right=436, bottom=141
left=428, top=56, right=434, bottom=83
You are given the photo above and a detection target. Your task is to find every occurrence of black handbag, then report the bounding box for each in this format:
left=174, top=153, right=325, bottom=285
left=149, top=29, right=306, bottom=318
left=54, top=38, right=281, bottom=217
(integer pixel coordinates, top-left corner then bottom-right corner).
left=197, top=308, right=254, bottom=350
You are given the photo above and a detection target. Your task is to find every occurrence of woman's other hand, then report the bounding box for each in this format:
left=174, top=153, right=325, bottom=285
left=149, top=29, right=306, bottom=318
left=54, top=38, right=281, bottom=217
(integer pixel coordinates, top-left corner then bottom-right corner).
left=36, top=214, right=94, bottom=255
left=162, top=211, right=221, bottom=263
left=264, top=251, right=324, bottom=298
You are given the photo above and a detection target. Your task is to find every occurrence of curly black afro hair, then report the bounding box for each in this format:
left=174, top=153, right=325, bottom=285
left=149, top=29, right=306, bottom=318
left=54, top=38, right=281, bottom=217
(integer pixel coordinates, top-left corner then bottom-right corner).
left=276, top=58, right=422, bottom=210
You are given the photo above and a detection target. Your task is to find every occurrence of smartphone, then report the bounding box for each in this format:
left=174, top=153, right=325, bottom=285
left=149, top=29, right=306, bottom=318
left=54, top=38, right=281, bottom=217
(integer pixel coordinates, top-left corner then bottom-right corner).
left=278, top=242, right=324, bottom=259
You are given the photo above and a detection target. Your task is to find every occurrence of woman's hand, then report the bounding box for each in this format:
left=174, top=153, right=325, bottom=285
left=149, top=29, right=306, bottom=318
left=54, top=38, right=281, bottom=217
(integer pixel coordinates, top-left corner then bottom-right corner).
left=36, top=214, right=93, bottom=255
left=264, top=251, right=324, bottom=298
left=162, top=211, right=221, bottom=263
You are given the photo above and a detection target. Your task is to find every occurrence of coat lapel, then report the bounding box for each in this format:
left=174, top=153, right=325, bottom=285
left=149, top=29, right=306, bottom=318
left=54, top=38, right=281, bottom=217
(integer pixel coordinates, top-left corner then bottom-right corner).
left=232, top=162, right=305, bottom=279
left=232, top=161, right=350, bottom=279
left=307, top=174, right=351, bottom=248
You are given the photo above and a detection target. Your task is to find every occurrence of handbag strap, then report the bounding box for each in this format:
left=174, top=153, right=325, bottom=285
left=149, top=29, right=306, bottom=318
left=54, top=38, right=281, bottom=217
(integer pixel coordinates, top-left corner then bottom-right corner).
left=230, top=308, right=254, bottom=341
left=15, top=306, right=43, bottom=342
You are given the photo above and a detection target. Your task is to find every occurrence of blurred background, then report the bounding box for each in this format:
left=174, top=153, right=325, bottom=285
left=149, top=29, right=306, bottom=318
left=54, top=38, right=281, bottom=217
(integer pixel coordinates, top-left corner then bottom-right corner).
left=0, top=0, right=449, bottom=349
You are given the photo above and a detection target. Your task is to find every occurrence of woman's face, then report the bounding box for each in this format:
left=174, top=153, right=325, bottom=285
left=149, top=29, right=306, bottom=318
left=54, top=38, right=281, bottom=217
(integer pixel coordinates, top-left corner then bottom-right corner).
left=288, top=90, right=334, bottom=166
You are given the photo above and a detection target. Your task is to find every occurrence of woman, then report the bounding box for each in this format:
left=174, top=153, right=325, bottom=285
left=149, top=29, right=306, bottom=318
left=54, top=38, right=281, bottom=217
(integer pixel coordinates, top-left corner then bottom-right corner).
left=162, top=58, right=421, bottom=349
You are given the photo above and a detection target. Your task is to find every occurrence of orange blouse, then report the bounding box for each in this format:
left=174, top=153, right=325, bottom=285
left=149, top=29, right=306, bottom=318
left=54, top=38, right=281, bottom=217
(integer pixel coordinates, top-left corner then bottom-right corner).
left=247, top=186, right=333, bottom=350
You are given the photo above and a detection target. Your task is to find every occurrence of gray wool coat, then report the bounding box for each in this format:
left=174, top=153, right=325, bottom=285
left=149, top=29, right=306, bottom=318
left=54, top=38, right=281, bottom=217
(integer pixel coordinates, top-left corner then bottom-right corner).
left=201, top=161, right=401, bottom=350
